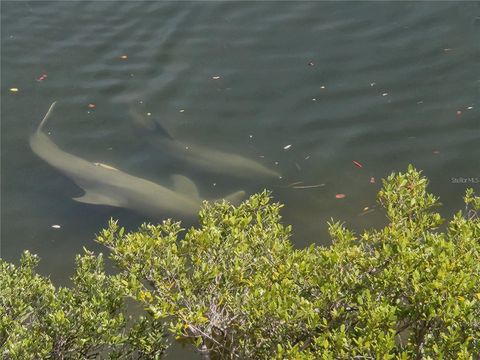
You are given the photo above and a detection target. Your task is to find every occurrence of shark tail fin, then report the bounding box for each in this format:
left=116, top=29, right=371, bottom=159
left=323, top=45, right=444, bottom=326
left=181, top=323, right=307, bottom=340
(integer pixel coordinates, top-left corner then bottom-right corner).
left=222, top=190, right=246, bottom=205
left=38, top=102, right=57, bottom=133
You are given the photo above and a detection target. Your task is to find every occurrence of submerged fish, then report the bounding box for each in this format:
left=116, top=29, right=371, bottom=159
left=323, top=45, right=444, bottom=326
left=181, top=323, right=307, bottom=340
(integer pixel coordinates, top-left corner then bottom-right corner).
left=129, top=106, right=281, bottom=179
left=30, top=102, right=245, bottom=219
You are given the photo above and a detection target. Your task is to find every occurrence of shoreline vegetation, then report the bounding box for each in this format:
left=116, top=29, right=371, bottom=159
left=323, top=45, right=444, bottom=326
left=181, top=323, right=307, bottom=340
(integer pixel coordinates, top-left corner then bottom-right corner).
left=1, top=166, right=479, bottom=359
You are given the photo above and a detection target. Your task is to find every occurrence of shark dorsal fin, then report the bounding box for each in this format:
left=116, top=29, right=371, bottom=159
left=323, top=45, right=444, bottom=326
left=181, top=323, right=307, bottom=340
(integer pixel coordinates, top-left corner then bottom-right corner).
left=129, top=106, right=173, bottom=140
left=72, top=191, right=123, bottom=207
left=171, top=174, right=200, bottom=200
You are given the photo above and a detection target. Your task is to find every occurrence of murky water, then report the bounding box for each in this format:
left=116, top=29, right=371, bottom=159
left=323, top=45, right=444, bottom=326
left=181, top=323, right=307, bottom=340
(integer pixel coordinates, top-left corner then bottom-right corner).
left=1, top=1, right=479, bottom=357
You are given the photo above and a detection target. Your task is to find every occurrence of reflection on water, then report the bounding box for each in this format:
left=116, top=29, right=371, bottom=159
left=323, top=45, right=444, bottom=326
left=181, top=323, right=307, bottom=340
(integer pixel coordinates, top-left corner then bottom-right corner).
left=1, top=3, right=479, bottom=356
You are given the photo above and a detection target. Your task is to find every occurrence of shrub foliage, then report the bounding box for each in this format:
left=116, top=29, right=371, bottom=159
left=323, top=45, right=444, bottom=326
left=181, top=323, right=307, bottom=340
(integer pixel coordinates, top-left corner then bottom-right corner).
left=0, top=251, right=166, bottom=359
left=1, top=166, right=479, bottom=359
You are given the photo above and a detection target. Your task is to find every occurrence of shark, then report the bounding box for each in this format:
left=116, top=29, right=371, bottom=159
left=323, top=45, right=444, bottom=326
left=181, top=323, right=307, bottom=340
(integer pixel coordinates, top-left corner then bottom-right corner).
left=129, top=106, right=281, bottom=180
left=30, top=102, right=246, bottom=219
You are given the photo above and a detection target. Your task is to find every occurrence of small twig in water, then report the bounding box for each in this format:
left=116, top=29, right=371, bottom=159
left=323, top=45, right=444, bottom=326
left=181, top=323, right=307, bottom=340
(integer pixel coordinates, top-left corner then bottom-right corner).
left=292, top=184, right=326, bottom=189
left=358, top=209, right=375, bottom=216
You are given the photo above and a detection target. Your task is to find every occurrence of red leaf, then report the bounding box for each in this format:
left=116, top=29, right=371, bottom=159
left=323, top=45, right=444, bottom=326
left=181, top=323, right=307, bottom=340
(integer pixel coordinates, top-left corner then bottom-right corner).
left=352, top=160, right=363, bottom=168
left=36, top=74, right=48, bottom=82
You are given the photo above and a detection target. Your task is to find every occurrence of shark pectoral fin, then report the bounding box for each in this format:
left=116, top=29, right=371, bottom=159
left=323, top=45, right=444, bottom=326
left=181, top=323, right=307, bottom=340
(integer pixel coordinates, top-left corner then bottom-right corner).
left=72, top=191, right=123, bottom=207
left=171, top=174, right=200, bottom=200
left=223, top=190, right=246, bottom=205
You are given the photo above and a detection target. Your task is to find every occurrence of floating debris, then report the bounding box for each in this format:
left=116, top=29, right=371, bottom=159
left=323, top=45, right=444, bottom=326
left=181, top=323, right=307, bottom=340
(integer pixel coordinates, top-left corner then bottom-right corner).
left=305, top=155, right=310, bottom=160
left=443, top=48, right=453, bottom=52
left=312, top=98, right=317, bottom=101
left=370, top=176, right=376, bottom=184
left=370, top=82, right=376, bottom=87
left=36, top=73, right=48, bottom=82
left=382, top=92, right=389, bottom=97
left=293, top=184, right=325, bottom=189
left=320, top=85, right=326, bottom=89
left=120, top=54, right=128, bottom=60
left=212, top=75, right=221, bottom=80
left=147, top=112, right=152, bottom=116
left=93, top=162, right=118, bottom=171
left=51, top=224, right=61, bottom=229
left=179, top=109, right=185, bottom=113
left=417, top=100, right=424, bottom=104
left=456, top=110, right=462, bottom=117
left=467, top=106, right=473, bottom=110
left=352, top=160, right=363, bottom=168
left=359, top=208, right=375, bottom=216
left=274, top=161, right=279, bottom=165
left=308, top=61, right=315, bottom=67
left=283, top=144, right=292, bottom=150
left=287, top=181, right=304, bottom=187
left=88, top=103, right=96, bottom=109
left=433, top=150, right=440, bottom=155
left=9, top=87, right=19, bottom=93
left=249, top=134, right=253, bottom=139
left=335, top=193, right=346, bottom=199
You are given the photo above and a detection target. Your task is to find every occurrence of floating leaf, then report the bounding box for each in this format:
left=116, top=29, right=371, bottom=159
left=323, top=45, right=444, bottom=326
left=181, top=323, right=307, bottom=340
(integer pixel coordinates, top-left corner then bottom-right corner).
left=36, top=73, right=48, bottom=82
left=353, top=160, right=363, bottom=168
